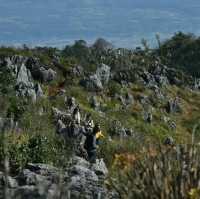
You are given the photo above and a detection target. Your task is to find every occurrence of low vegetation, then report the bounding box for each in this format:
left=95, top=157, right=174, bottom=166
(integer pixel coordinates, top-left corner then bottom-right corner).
left=0, top=33, right=200, bottom=198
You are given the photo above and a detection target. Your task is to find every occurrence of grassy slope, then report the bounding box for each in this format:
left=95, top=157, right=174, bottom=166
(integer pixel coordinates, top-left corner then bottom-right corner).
left=0, top=45, right=200, bottom=171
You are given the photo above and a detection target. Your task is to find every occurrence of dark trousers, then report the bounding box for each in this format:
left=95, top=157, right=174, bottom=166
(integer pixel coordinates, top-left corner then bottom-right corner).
left=87, top=149, right=97, bottom=163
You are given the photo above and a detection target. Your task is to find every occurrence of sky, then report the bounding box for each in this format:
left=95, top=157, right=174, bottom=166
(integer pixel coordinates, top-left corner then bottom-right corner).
left=0, top=0, right=200, bottom=48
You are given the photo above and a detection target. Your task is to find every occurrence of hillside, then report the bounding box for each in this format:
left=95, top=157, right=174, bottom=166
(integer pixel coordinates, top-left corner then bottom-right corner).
left=0, top=34, right=200, bottom=198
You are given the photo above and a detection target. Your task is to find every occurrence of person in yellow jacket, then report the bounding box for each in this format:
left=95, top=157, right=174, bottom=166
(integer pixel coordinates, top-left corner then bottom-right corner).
left=82, top=123, right=105, bottom=163
left=96, top=129, right=105, bottom=145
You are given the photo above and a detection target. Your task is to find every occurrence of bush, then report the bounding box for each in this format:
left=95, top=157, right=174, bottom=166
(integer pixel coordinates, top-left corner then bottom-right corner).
left=0, top=133, right=72, bottom=172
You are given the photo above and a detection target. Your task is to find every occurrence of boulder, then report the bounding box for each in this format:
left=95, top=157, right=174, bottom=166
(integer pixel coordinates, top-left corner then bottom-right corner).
left=89, top=96, right=101, bottom=110
left=91, top=159, right=108, bottom=176
left=70, top=65, right=84, bottom=77
left=96, top=64, right=111, bottom=85
left=194, top=78, right=200, bottom=90
left=166, top=98, right=181, bottom=114
left=116, top=93, right=134, bottom=107
left=81, top=74, right=103, bottom=91
left=39, top=67, right=57, bottom=82
left=81, top=64, right=111, bottom=91
left=35, top=83, right=43, bottom=98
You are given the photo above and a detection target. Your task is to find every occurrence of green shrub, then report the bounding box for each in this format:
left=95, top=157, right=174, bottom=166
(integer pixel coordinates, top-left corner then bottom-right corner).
left=0, top=132, right=72, bottom=172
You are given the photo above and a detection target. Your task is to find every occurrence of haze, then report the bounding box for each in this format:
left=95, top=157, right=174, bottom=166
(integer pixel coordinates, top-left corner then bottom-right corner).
left=0, top=0, right=200, bottom=47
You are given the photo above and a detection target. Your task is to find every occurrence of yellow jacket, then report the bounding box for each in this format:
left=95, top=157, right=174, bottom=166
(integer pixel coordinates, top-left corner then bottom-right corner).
left=96, top=131, right=105, bottom=139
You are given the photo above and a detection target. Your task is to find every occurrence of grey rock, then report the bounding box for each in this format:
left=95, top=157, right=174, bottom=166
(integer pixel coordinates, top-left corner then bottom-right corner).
left=164, top=136, right=175, bottom=146
left=144, top=112, right=153, bottom=124
left=13, top=185, right=45, bottom=199
left=89, top=96, right=100, bottom=110
left=81, top=63, right=111, bottom=91
left=17, top=169, right=47, bottom=186
left=16, top=63, right=33, bottom=87
left=92, top=159, right=108, bottom=176
left=35, top=83, right=43, bottom=98
left=194, top=78, right=200, bottom=90
left=0, top=156, right=109, bottom=199
left=1, top=55, right=45, bottom=102
left=81, top=74, right=103, bottom=91
left=39, top=67, right=57, bottom=82
left=155, top=75, right=169, bottom=87
left=70, top=65, right=84, bottom=77
left=116, top=93, right=134, bottom=107
left=110, top=120, right=127, bottom=138
left=166, top=98, right=181, bottom=114
left=52, top=107, right=71, bottom=122
left=96, top=63, right=111, bottom=85
left=168, top=121, right=177, bottom=131
left=0, top=173, right=18, bottom=188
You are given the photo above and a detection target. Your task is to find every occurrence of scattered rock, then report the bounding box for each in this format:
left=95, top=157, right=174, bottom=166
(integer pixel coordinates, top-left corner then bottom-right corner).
left=89, top=96, right=101, bottom=110
left=144, top=112, right=153, bottom=124
left=166, top=98, right=181, bottom=114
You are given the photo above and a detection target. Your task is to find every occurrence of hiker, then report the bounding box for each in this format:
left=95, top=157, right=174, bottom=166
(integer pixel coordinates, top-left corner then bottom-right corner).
left=72, top=105, right=81, bottom=125
left=81, top=123, right=104, bottom=163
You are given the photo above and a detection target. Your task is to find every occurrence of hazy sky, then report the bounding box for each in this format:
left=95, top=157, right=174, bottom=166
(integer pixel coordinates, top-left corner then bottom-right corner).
left=0, top=0, right=200, bottom=48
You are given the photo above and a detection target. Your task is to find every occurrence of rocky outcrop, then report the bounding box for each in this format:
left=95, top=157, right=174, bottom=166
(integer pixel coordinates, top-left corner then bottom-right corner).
left=0, top=55, right=52, bottom=102
left=81, top=64, right=111, bottom=92
left=25, top=57, right=57, bottom=82
left=0, top=156, right=110, bottom=199
left=81, top=74, right=104, bottom=91
left=113, top=63, right=195, bottom=89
